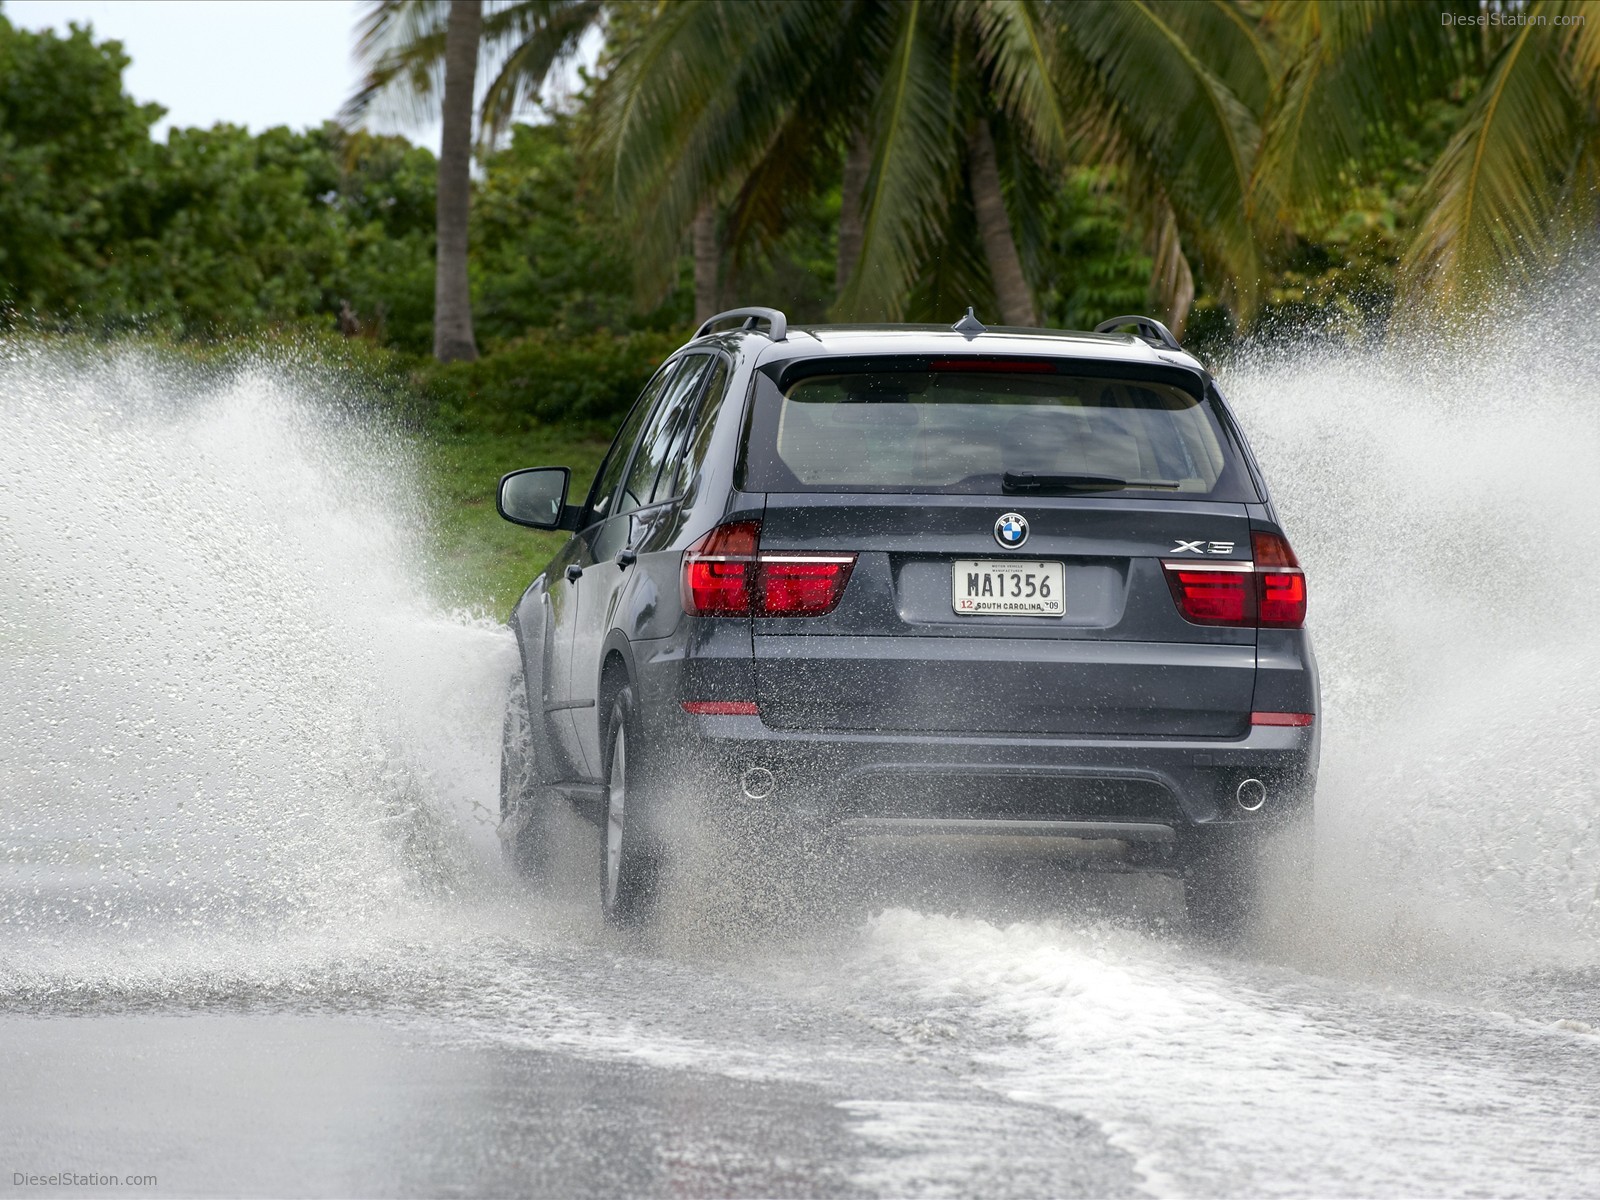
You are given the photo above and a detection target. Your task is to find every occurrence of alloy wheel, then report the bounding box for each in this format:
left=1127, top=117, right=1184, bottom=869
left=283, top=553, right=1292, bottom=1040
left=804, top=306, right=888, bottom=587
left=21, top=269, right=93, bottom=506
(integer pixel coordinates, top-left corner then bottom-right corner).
left=604, top=724, right=626, bottom=909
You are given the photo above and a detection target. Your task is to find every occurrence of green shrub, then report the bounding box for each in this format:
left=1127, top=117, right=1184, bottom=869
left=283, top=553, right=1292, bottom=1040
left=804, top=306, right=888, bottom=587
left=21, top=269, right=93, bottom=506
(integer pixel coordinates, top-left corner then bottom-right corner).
left=420, top=328, right=684, bottom=434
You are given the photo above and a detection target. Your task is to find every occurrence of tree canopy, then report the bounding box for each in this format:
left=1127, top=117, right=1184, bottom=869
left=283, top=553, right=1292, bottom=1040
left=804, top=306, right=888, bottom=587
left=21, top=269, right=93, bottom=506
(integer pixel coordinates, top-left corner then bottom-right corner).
left=5, top=1, right=1600, bottom=374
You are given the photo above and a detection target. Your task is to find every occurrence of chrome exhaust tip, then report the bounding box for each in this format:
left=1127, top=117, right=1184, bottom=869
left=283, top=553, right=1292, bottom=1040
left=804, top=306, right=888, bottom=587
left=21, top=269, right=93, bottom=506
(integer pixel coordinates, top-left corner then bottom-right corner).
left=1235, top=778, right=1267, bottom=812
left=741, top=766, right=776, bottom=801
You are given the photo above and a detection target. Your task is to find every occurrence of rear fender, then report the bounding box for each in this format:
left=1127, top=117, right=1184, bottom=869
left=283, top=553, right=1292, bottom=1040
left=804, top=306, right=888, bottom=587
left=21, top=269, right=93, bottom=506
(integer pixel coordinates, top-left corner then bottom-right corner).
left=595, top=630, right=639, bottom=758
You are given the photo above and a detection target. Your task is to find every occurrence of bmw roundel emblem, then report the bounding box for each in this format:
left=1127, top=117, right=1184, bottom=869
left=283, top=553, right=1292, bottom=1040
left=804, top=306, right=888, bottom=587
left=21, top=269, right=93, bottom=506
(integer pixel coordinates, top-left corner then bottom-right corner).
left=994, top=512, right=1029, bottom=549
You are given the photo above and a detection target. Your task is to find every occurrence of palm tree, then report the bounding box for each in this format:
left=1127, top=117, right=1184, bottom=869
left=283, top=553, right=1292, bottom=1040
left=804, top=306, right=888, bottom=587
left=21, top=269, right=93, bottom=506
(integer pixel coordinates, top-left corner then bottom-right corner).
left=1407, top=0, right=1600, bottom=308
left=592, top=0, right=1269, bottom=332
left=435, top=0, right=481, bottom=361
left=1254, top=0, right=1600, bottom=312
left=344, top=0, right=603, bottom=360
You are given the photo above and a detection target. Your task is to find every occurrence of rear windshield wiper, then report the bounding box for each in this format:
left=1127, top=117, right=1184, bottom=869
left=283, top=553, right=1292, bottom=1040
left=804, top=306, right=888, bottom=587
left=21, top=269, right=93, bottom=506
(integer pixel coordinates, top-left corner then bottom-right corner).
left=1002, top=471, right=1182, bottom=493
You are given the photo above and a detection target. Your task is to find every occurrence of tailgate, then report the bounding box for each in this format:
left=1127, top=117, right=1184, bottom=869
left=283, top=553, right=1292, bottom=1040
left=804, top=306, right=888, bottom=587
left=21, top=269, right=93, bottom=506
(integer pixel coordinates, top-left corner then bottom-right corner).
left=752, top=494, right=1256, bottom=737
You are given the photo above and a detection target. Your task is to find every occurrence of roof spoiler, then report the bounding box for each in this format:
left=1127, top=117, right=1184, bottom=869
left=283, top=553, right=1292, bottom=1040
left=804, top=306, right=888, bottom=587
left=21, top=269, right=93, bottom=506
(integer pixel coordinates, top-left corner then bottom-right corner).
left=695, top=306, right=788, bottom=342
left=1093, top=315, right=1182, bottom=352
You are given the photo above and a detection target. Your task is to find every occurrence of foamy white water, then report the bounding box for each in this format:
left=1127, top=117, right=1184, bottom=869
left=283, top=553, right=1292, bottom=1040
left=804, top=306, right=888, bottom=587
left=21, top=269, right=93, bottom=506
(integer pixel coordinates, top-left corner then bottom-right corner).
left=1223, top=319, right=1600, bottom=963
left=2, top=328, right=1598, bottom=1198
left=0, top=344, right=514, bottom=959
left=826, top=908, right=1600, bottom=1197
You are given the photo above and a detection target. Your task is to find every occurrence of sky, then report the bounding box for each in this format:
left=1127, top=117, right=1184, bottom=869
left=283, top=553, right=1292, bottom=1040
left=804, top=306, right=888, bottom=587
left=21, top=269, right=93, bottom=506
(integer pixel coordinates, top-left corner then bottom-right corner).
left=6, top=0, right=437, bottom=147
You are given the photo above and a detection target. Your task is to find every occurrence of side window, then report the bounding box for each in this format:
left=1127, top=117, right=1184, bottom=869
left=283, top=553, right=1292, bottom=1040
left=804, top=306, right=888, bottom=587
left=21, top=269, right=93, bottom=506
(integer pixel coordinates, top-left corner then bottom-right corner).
left=671, top=358, right=733, bottom=499
left=587, top=361, right=677, bottom=522
left=618, top=355, right=713, bottom=515
left=647, top=356, right=728, bottom=505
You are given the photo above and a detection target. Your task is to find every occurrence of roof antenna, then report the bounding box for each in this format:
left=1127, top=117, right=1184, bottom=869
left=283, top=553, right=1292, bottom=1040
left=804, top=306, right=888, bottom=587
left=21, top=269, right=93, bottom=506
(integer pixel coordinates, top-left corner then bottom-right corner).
left=951, top=306, right=987, bottom=339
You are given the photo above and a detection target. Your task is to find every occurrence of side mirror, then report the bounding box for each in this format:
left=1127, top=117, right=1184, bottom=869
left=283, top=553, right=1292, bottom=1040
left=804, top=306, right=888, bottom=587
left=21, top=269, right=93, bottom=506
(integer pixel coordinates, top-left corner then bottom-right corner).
left=498, top=467, right=571, bottom=530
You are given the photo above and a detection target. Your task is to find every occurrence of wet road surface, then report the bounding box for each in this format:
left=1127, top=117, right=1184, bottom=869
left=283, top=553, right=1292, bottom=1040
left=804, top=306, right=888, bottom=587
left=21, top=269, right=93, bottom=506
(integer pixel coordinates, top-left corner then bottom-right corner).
left=5, top=861, right=1600, bottom=1199
left=1, top=1003, right=1128, bottom=1199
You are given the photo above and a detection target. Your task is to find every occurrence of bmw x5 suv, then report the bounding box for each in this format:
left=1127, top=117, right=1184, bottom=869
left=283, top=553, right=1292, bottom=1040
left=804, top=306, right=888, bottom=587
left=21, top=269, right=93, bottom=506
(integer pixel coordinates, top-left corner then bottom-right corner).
left=497, top=307, right=1319, bottom=934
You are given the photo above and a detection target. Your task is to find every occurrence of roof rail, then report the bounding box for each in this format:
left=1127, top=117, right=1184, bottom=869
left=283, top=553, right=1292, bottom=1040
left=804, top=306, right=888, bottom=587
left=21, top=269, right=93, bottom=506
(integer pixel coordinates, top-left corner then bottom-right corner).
left=1093, top=314, right=1182, bottom=352
left=694, top=306, right=788, bottom=342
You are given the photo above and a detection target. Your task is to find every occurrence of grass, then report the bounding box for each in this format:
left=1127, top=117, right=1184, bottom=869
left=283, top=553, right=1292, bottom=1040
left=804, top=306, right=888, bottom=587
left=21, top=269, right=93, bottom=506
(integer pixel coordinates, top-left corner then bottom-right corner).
left=419, top=424, right=611, bottom=618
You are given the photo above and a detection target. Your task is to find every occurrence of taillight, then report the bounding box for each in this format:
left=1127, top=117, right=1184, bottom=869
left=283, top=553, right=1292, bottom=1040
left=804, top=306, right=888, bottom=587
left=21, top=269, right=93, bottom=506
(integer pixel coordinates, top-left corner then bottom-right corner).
left=1162, top=530, right=1306, bottom=629
left=682, top=519, right=760, bottom=615
left=682, top=521, right=856, bottom=617
left=760, top=556, right=856, bottom=615
left=1163, top=563, right=1254, bottom=625
left=1252, top=530, right=1307, bottom=627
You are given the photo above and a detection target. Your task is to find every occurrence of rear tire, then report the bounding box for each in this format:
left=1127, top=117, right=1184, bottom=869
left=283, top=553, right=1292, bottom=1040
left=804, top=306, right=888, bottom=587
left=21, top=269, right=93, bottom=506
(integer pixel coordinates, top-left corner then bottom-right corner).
left=600, top=686, right=659, bottom=927
left=1182, top=815, right=1314, bottom=940
left=1181, top=832, right=1260, bottom=940
left=499, top=668, right=554, bottom=884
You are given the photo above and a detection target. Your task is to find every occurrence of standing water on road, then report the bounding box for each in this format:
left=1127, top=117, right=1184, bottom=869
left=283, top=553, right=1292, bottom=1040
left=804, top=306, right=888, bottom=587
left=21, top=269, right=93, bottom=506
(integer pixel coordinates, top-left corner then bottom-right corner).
left=1, top=321, right=1598, bottom=1197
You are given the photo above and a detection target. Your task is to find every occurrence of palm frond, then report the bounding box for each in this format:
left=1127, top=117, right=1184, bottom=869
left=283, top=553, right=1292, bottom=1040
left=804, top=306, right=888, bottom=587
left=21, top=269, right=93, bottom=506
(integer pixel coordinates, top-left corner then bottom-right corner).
left=1402, top=9, right=1589, bottom=310
left=990, top=116, right=1059, bottom=296
left=1061, top=0, right=1264, bottom=316
left=593, top=0, right=861, bottom=303
left=1147, top=193, right=1195, bottom=334
left=725, top=102, right=850, bottom=270
left=902, top=183, right=998, bottom=322
left=837, top=2, right=967, bottom=320
left=342, top=0, right=451, bottom=128
left=1562, top=0, right=1600, bottom=110
left=344, top=0, right=602, bottom=141
left=478, top=1, right=604, bottom=136
left=1155, top=0, right=1274, bottom=117
left=721, top=3, right=882, bottom=267
left=1253, top=0, right=1474, bottom=223
left=960, top=0, right=1072, bottom=165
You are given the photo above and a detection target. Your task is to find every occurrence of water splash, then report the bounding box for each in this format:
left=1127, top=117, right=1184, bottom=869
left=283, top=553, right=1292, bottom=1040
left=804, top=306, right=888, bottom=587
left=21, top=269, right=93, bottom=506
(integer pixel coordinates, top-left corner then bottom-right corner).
left=0, top=342, right=515, bottom=978
left=3, top=313, right=1599, bottom=1005
left=1223, top=300, right=1600, bottom=965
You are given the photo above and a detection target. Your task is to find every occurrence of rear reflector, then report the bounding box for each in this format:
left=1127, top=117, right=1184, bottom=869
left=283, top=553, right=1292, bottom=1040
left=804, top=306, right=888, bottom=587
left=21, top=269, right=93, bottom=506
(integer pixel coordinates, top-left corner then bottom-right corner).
left=1162, top=529, right=1307, bottom=629
left=1252, top=711, right=1315, bottom=727
left=682, top=520, right=856, bottom=617
left=682, top=700, right=760, bottom=715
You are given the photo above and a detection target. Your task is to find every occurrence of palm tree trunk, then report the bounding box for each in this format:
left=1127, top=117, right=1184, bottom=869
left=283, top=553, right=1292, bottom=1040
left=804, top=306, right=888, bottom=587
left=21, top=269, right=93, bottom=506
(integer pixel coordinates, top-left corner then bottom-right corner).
left=967, top=120, right=1036, bottom=327
left=433, top=0, right=480, bottom=363
left=1150, top=202, right=1195, bottom=337
left=835, top=131, right=872, bottom=294
left=691, top=202, right=719, bottom=325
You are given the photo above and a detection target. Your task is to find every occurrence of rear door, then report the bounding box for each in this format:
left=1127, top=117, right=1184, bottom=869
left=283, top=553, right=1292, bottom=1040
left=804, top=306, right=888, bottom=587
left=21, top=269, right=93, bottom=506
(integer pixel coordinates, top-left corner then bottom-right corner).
left=546, top=362, right=674, bottom=774
left=568, top=353, right=716, bottom=771
left=742, top=360, right=1260, bottom=738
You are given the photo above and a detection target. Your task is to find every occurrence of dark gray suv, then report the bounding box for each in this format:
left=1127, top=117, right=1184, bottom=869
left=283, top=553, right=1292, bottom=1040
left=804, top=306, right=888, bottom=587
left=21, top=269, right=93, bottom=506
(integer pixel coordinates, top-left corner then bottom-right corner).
left=496, top=308, right=1318, bottom=934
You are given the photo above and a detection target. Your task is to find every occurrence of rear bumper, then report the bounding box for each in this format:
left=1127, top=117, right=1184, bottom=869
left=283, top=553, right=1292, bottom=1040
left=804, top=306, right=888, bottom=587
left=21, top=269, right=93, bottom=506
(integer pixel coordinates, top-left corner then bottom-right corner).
left=647, top=708, right=1317, bottom=834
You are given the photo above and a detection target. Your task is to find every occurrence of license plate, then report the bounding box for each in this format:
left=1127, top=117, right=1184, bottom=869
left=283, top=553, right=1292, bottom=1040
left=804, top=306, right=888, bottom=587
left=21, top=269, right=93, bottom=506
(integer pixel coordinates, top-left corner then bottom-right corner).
left=951, top=560, right=1065, bottom=616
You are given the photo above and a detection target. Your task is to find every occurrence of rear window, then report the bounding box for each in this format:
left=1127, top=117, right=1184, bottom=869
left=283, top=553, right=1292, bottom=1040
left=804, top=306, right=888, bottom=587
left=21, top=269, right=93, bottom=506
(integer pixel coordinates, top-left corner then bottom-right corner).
left=739, top=364, right=1258, bottom=501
